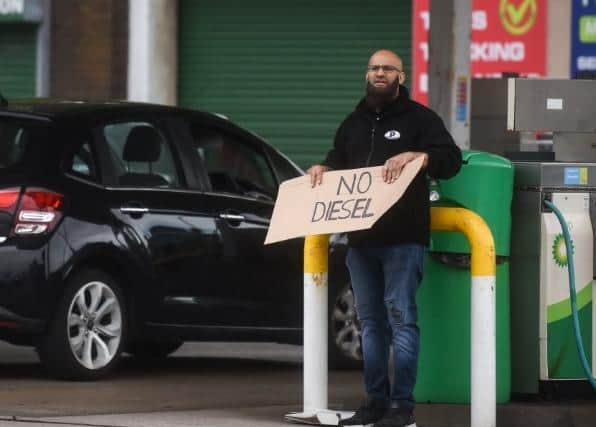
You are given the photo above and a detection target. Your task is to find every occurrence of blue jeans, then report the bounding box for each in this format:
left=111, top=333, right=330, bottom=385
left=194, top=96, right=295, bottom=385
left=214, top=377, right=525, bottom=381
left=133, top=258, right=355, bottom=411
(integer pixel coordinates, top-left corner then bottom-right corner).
left=346, top=244, right=425, bottom=411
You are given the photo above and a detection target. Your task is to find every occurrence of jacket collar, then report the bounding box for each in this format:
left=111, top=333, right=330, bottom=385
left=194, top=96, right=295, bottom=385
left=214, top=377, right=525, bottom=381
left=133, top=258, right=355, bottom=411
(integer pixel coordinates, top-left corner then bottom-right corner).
left=355, top=85, right=411, bottom=118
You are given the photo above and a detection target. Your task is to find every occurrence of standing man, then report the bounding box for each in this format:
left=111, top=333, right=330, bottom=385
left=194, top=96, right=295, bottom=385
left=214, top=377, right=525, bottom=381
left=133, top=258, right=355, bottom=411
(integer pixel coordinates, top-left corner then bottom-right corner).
left=308, top=49, right=461, bottom=427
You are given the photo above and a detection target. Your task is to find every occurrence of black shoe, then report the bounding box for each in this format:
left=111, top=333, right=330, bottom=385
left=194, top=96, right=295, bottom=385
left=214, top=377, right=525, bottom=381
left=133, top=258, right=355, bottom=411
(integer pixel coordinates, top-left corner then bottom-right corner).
left=338, top=399, right=388, bottom=426
left=373, top=407, right=416, bottom=427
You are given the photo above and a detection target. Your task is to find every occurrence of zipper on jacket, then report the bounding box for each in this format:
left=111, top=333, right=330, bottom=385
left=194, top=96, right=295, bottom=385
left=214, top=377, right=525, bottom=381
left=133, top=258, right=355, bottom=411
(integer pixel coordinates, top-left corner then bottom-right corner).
left=366, top=115, right=381, bottom=166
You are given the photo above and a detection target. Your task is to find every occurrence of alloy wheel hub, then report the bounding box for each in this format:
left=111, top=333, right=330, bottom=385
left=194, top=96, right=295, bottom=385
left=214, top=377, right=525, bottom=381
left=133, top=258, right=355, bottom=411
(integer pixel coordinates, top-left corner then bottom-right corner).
left=67, top=281, right=122, bottom=370
left=332, top=285, right=362, bottom=361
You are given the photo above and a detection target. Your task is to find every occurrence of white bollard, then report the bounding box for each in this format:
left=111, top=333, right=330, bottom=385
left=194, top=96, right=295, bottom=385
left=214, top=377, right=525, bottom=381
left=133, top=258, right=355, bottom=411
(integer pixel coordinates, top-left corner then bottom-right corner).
left=430, top=207, right=496, bottom=427
left=471, top=276, right=497, bottom=427
left=303, top=271, right=328, bottom=413
left=286, top=235, right=353, bottom=425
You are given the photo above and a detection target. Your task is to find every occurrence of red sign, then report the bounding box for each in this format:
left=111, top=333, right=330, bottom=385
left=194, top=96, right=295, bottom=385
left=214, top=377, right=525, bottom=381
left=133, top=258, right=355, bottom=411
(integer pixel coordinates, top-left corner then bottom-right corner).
left=412, top=0, right=547, bottom=104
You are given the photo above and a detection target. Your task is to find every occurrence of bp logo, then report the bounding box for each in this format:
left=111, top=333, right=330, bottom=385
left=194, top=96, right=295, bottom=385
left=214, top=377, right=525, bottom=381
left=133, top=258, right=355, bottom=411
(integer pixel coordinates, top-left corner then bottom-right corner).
left=552, top=233, right=574, bottom=268
left=499, top=0, right=537, bottom=36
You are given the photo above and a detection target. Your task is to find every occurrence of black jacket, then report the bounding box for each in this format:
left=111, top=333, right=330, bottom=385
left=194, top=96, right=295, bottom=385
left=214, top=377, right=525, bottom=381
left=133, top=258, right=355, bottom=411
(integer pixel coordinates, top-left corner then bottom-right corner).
left=322, top=86, right=462, bottom=247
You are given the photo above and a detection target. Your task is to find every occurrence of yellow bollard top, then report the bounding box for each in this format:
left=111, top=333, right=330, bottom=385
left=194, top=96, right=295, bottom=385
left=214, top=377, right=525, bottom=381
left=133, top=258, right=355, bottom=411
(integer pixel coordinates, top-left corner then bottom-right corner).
left=304, top=235, right=330, bottom=274
left=430, top=207, right=496, bottom=276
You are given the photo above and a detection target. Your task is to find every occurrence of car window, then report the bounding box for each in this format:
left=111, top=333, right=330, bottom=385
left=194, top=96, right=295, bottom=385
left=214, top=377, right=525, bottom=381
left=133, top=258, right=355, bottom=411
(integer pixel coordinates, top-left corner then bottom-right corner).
left=66, top=140, right=98, bottom=181
left=0, top=119, right=31, bottom=169
left=99, top=121, right=182, bottom=188
left=265, top=145, right=303, bottom=183
left=189, top=124, right=276, bottom=200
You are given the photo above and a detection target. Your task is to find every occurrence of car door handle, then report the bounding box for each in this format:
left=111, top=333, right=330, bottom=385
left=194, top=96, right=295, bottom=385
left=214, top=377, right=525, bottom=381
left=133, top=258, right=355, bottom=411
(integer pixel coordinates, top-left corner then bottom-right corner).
left=219, top=213, right=245, bottom=222
left=120, top=206, right=149, bottom=214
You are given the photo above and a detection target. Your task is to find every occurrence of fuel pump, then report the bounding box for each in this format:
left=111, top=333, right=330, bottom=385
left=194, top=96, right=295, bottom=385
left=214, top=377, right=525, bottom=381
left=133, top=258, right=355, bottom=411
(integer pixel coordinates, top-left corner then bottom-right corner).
left=508, top=78, right=596, bottom=395
left=544, top=198, right=596, bottom=390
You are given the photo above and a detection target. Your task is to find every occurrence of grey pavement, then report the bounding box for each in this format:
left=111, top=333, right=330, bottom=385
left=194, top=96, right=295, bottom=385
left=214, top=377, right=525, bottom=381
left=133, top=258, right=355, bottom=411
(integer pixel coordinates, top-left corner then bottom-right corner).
left=1, top=342, right=595, bottom=427
left=2, top=402, right=596, bottom=427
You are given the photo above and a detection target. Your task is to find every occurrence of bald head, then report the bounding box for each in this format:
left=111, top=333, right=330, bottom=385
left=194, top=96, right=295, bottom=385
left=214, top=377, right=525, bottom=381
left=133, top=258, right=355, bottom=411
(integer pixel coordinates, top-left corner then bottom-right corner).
left=368, top=49, right=403, bottom=71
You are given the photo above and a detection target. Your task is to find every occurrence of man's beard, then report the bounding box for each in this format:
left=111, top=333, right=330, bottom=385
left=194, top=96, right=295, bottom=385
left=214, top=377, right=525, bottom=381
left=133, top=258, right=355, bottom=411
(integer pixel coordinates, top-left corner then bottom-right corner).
left=365, top=79, right=399, bottom=110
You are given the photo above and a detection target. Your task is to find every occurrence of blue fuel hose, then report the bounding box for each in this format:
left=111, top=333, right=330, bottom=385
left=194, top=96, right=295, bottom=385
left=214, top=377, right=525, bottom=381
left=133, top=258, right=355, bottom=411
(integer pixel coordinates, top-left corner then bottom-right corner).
left=543, top=199, right=596, bottom=390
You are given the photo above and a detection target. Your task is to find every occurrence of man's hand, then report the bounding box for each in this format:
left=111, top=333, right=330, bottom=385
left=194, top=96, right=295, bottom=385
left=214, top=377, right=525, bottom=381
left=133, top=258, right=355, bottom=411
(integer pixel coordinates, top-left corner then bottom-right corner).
left=306, top=164, right=331, bottom=187
left=382, top=152, right=428, bottom=183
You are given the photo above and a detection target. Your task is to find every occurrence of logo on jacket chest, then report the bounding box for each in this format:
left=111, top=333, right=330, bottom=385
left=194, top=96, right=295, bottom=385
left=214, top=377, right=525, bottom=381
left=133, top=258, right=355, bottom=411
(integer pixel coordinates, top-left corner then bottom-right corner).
left=384, top=130, right=401, bottom=141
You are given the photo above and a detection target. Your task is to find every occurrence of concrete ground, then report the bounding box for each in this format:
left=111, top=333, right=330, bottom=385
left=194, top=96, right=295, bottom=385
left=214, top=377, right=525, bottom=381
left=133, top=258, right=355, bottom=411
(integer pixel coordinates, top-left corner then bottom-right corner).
left=0, top=341, right=595, bottom=427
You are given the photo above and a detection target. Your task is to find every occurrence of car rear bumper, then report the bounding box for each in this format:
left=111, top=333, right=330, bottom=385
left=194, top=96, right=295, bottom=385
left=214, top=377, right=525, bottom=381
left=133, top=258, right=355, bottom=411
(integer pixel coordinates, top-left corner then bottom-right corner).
left=0, top=236, right=63, bottom=329
left=0, top=305, right=45, bottom=334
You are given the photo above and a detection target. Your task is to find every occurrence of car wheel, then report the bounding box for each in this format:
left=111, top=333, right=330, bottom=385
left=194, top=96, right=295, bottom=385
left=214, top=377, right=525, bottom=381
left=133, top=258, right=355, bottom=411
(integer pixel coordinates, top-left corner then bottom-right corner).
left=37, top=269, right=126, bottom=380
left=126, top=340, right=184, bottom=361
left=328, top=281, right=362, bottom=369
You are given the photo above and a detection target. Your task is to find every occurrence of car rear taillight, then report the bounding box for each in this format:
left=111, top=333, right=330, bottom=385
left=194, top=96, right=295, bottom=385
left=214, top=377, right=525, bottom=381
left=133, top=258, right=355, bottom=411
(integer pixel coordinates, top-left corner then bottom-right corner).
left=0, top=188, right=20, bottom=213
left=13, top=188, right=64, bottom=236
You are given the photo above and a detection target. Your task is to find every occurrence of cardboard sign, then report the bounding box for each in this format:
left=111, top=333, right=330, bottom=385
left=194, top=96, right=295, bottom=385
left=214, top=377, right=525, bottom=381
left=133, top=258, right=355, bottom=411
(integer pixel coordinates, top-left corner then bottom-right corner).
left=264, top=156, right=425, bottom=244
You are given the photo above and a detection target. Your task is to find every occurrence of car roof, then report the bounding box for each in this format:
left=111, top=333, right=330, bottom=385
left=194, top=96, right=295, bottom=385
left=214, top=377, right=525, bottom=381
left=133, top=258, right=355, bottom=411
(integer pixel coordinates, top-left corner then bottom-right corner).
left=0, top=99, right=226, bottom=122
left=0, top=98, right=272, bottom=147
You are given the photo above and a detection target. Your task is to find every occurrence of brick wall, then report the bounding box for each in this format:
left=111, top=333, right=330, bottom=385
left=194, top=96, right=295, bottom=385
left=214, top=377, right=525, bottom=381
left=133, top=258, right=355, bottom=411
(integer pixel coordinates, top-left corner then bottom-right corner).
left=50, top=0, right=128, bottom=99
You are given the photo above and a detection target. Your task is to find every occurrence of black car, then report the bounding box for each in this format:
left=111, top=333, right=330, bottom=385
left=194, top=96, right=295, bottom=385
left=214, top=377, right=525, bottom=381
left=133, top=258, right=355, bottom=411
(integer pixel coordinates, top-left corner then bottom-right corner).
left=0, top=100, right=361, bottom=379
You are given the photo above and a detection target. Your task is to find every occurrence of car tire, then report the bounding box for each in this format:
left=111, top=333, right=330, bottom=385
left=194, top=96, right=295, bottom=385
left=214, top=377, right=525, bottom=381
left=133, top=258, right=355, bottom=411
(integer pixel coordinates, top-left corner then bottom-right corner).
left=126, top=340, right=184, bottom=361
left=328, top=280, right=362, bottom=370
left=37, top=269, right=126, bottom=380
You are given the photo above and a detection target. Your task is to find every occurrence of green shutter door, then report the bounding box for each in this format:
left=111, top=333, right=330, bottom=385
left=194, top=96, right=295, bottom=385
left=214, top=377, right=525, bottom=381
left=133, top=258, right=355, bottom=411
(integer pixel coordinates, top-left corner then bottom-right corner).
left=179, top=0, right=411, bottom=168
left=0, top=24, right=37, bottom=98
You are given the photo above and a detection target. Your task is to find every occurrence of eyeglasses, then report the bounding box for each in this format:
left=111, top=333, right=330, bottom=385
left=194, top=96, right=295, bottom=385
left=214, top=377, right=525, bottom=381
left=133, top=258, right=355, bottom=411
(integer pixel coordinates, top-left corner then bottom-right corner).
left=367, top=65, right=403, bottom=73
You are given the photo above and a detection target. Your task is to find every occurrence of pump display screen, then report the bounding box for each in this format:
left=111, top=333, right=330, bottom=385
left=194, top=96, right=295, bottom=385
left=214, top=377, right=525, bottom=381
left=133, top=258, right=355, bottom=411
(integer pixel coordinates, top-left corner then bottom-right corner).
left=563, top=167, right=588, bottom=185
